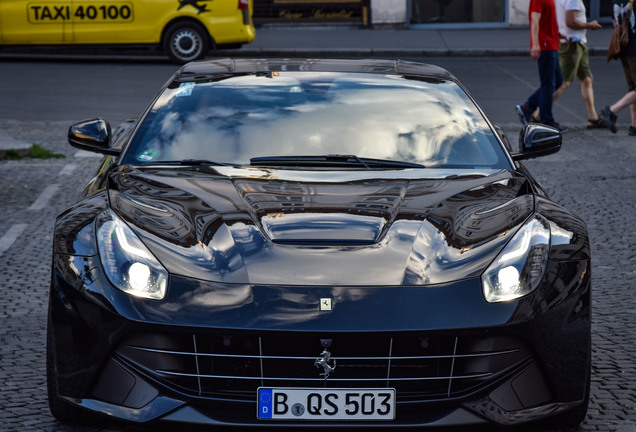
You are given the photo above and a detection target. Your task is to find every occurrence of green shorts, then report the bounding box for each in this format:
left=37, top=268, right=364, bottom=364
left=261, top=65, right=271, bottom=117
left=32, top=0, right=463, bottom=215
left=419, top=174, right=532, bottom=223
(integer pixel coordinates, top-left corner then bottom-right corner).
left=620, top=56, right=636, bottom=92
left=558, top=42, right=591, bottom=82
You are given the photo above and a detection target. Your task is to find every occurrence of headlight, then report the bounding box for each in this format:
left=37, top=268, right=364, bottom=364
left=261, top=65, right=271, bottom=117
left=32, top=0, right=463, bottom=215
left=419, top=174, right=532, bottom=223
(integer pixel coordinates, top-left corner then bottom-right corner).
left=482, top=215, right=550, bottom=303
left=96, top=210, right=168, bottom=300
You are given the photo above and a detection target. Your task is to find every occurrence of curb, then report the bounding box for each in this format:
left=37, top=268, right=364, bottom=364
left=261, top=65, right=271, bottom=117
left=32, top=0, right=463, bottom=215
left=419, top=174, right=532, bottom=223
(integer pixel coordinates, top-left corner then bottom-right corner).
left=0, top=131, right=32, bottom=159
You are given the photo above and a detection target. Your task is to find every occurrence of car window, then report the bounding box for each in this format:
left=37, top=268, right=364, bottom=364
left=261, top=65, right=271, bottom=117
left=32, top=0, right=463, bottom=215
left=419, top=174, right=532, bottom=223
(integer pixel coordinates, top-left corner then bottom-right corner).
left=123, top=72, right=510, bottom=169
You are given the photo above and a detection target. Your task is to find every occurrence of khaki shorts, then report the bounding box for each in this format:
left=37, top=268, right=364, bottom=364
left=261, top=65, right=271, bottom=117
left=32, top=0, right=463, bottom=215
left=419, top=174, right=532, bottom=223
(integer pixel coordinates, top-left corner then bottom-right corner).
left=558, top=42, right=592, bottom=82
left=620, top=56, right=636, bottom=92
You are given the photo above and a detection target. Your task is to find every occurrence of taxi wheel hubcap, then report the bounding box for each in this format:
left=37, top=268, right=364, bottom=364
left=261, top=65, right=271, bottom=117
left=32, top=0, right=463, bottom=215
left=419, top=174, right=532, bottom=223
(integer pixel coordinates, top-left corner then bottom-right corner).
left=172, top=30, right=201, bottom=59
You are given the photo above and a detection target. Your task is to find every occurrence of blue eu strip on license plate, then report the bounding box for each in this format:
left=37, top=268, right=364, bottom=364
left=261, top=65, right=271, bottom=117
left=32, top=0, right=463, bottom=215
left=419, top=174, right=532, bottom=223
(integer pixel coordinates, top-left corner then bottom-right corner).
left=257, top=388, right=396, bottom=421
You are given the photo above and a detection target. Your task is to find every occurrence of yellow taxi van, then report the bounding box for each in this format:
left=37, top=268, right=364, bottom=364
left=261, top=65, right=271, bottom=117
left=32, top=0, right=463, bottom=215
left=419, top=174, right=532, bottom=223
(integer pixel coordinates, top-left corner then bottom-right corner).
left=0, top=0, right=255, bottom=63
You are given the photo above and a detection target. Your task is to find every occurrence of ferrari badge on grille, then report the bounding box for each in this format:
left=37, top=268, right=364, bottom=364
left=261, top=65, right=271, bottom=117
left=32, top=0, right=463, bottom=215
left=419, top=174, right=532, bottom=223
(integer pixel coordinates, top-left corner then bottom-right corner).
left=314, top=349, right=336, bottom=379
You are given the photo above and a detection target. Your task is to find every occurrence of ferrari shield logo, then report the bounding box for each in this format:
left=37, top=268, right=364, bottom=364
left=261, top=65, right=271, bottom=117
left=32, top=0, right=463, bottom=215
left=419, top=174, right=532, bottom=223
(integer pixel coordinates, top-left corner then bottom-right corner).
left=320, top=298, right=332, bottom=311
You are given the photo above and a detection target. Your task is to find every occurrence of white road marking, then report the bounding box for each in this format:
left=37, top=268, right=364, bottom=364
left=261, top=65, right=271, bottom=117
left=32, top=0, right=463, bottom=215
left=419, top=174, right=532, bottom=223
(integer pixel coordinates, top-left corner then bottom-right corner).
left=29, top=184, right=59, bottom=211
left=74, top=150, right=103, bottom=158
left=0, top=224, right=28, bottom=257
left=59, top=163, right=78, bottom=176
left=489, top=60, right=586, bottom=122
left=490, top=61, right=537, bottom=90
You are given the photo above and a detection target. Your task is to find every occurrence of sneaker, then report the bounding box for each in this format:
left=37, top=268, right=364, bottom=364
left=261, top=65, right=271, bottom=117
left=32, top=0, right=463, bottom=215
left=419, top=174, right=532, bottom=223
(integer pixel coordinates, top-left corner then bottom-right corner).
left=600, top=106, right=617, bottom=133
left=545, top=122, right=568, bottom=132
left=515, top=103, right=530, bottom=125
left=629, top=126, right=636, bottom=136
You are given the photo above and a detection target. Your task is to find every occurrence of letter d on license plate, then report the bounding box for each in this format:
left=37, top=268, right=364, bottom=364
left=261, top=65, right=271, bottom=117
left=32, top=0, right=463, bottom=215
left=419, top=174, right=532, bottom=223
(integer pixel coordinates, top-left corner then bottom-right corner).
left=257, top=388, right=395, bottom=421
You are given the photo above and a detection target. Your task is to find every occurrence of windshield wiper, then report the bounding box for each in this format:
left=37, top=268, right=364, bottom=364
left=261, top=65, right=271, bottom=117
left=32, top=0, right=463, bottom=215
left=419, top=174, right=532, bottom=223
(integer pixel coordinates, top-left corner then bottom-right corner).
left=329, top=154, right=371, bottom=168
left=250, top=155, right=425, bottom=169
left=152, top=159, right=238, bottom=167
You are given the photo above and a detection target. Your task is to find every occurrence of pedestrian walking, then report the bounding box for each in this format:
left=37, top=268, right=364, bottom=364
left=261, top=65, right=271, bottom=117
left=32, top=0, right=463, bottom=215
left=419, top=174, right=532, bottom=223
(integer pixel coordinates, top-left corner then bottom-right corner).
left=600, top=0, right=636, bottom=134
left=515, top=0, right=568, bottom=131
left=555, top=0, right=604, bottom=127
left=524, top=0, right=604, bottom=127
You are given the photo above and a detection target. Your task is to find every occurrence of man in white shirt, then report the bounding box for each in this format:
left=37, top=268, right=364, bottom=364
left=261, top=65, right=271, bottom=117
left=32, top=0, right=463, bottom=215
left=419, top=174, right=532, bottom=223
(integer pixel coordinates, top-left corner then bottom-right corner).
left=555, top=0, right=604, bottom=128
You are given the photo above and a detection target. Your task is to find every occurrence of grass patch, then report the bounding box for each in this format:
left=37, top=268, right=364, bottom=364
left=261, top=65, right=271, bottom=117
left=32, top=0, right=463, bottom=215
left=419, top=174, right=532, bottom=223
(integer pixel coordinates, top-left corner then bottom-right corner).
left=1, top=144, right=65, bottom=161
left=29, top=144, right=65, bottom=159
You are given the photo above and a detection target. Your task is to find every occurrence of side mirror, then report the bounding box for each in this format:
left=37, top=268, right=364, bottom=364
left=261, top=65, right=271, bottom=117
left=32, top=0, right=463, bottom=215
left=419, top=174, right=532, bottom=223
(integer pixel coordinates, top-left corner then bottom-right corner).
left=511, top=123, right=562, bottom=161
left=68, top=118, right=120, bottom=156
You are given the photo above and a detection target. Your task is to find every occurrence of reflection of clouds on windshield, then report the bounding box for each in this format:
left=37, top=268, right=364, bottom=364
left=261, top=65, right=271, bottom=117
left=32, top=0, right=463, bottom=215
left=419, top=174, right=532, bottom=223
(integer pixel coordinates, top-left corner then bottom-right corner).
left=308, top=87, right=478, bottom=163
left=150, top=74, right=496, bottom=166
left=165, top=107, right=244, bottom=161
left=145, top=111, right=182, bottom=156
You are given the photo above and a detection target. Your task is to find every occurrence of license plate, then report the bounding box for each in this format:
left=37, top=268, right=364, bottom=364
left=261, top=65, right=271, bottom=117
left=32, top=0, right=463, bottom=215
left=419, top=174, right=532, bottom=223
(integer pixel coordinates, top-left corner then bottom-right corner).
left=257, top=388, right=395, bottom=421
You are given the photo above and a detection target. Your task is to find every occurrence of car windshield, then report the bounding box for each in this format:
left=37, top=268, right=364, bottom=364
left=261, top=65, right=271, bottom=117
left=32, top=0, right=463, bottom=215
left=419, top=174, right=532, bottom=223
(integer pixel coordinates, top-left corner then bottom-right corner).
left=122, top=72, right=510, bottom=169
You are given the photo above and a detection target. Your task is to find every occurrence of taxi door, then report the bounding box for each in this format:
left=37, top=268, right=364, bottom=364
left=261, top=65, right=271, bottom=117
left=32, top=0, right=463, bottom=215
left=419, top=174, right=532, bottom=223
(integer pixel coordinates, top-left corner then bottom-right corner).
left=70, top=0, right=168, bottom=44
left=0, top=0, right=69, bottom=43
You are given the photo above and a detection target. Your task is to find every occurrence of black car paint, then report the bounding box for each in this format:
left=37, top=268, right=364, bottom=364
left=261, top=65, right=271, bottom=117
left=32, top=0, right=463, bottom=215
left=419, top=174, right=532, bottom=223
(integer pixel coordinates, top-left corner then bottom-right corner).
left=48, top=59, right=590, bottom=428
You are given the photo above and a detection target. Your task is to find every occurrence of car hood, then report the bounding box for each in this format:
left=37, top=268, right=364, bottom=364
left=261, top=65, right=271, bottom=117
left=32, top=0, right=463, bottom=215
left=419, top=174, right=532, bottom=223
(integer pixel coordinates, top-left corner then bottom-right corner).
left=108, top=166, right=534, bottom=286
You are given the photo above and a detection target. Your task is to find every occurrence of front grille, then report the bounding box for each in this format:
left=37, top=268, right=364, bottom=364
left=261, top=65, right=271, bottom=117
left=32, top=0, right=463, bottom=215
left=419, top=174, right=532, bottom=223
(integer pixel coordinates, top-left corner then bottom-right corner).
left=116, top=333, right=531, bottom=402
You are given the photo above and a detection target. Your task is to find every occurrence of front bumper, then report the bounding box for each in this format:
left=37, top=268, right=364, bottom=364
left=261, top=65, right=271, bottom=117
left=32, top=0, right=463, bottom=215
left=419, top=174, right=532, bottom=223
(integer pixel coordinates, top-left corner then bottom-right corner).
left=48, top=254, right=591, bottom=427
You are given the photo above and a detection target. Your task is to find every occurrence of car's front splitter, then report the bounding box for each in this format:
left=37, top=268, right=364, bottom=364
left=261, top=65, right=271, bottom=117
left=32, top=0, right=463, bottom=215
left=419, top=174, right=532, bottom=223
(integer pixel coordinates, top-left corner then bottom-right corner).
left=64, top=356, right=582, bottom=428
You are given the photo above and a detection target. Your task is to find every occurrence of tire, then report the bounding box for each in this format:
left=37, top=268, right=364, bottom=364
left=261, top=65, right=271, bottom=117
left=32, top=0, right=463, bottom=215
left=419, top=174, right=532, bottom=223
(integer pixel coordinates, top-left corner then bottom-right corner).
left=550, top=355, right=591, bottom=429
left=553, top=378, right=590, bottom=428
left=163, top=21, right=210, bottom=64
left=46, top=309, right=86, bottom=423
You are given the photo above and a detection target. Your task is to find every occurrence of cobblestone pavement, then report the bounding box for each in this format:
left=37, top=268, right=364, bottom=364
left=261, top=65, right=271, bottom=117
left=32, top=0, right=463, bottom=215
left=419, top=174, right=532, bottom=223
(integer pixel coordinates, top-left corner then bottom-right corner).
left=0, top=119, right=635, bottom=432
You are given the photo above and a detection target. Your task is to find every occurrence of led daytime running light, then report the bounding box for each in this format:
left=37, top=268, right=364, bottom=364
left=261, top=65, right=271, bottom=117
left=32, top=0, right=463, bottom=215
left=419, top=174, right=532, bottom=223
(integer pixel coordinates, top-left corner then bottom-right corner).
left=482, top=215, right=550, bottom=303
left=96, top=210, right=168, bottom=300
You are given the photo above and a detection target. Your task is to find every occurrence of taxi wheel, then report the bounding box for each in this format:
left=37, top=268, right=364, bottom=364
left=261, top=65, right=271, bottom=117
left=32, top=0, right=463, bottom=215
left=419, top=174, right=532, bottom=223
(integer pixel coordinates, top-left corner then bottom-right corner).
left=163, top=22, right=210, bottom=64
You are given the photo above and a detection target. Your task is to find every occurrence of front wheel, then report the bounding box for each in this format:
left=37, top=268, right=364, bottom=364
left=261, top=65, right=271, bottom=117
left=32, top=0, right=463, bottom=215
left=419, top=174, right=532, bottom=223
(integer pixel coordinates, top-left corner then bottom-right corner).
left=163, top=22, right=210, bottom=64
left=46, top=308, right=87, bottom=423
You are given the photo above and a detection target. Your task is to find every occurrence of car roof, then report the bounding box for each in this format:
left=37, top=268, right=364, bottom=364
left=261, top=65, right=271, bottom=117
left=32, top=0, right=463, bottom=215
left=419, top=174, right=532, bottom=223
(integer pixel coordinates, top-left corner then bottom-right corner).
left=175, top=58, right=457, bottom=82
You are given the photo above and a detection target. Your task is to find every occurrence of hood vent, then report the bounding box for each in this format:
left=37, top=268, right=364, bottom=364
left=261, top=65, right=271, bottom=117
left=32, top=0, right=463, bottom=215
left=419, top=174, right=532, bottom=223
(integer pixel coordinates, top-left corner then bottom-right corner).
left=260, top=212, right=386, bottom=244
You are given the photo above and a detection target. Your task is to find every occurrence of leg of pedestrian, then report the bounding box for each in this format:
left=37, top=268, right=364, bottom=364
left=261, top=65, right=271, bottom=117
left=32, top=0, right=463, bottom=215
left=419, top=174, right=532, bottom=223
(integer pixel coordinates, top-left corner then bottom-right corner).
left=581, top=76, right=603, bottom=128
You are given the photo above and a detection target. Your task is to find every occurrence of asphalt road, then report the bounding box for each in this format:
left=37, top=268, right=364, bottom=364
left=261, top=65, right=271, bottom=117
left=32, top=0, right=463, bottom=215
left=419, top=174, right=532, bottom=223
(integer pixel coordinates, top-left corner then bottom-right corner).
left=1, top=56, right=635, bottom=432
left=0, top=55, right=634, bottom=127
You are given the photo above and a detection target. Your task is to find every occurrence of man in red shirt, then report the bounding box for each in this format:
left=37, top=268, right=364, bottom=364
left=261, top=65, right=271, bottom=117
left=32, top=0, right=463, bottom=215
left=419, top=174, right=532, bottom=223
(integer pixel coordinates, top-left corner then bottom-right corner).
left=515, top=0, right=567, bottom=131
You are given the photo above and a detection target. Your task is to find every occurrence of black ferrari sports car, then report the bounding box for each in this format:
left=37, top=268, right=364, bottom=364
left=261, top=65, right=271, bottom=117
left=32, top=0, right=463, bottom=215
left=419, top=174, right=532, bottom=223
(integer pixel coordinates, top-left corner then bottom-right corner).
left=48, top=59, right=591, bottom=429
